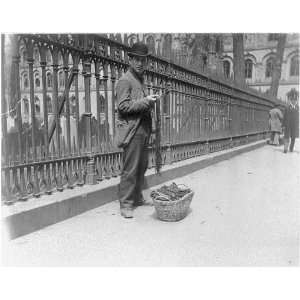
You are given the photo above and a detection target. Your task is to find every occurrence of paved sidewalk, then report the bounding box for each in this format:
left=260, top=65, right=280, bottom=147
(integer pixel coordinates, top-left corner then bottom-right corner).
left=2, top=143, right=300, bottom=266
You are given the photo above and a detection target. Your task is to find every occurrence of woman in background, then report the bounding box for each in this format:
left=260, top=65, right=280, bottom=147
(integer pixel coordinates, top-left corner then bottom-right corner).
left=269, top=104, right=283, bottom=146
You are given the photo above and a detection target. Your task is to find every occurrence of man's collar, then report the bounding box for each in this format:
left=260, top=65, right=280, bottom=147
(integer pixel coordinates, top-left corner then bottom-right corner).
left=289, top=101, right=298, bottom=109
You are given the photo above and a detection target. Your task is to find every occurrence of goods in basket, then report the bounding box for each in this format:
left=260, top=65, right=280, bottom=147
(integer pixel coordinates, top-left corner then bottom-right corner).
left=150, top=182, right=194, bottom=222
left=150, top=182, right=191, bottom=201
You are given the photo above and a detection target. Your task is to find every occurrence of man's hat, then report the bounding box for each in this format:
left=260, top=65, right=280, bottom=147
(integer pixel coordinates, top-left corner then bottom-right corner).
left=128, top=42, right=149, bottom=57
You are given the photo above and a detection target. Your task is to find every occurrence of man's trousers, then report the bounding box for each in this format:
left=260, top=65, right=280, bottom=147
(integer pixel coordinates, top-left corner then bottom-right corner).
left=118, top=130, right=149, bottom=209
left=284, top=137, right=296, bottom=152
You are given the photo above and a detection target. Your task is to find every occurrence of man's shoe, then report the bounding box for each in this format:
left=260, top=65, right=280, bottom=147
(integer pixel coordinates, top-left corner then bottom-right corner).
left=134, top=199, right=146, bottom=207
left=134, top=198, right=153, bottom=207
left=120, top=208, right=133, bottom=218
left=284, top=149, right=288, bottom=153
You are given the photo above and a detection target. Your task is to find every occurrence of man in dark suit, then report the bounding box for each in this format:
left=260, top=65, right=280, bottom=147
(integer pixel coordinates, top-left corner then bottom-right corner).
left=283, top=89, right=299, bottom=153
left=116, top=43, right=158, bottom=218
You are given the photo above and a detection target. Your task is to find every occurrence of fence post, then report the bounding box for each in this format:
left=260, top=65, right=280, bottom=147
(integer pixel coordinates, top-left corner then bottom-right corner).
left=52, top=46, right=63, bottom=191
left=95, top=60, right=101, bottom=151
left=83, top=36, right=97, bottom=185
left=102, top=62, right=110, bottom=148
left=40, top=46, right=49, bottom=158
left=72, top=54, right=80, bottom=156
left=110, top=63, right=116, bottom=137
left=1, top=35, right=7, bottom=160
left=164, top=65, right=173, bottom=164
left=1, top=35, right=16, bottom=204
left=27, top=39, right=41, bottom=197
left=40, top=46, right=52, bottom=194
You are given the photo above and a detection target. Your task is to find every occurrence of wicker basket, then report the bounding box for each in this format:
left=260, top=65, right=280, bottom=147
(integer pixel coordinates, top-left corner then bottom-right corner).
left=153, top=191, right=194, bottom=222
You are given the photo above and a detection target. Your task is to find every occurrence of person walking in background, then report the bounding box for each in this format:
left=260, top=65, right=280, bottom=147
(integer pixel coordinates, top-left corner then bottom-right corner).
left=115, top=43, right=159, bottom=218
left=269, top=104, right=283, bottom=146
left=283, top=89, right=299, bottom=153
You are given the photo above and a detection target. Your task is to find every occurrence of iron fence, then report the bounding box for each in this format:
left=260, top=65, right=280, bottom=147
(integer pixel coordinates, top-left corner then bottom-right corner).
left=1, top=34, right=274, bottom=205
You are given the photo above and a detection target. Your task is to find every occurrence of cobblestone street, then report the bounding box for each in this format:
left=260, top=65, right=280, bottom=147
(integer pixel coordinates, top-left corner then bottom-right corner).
left=2, top=143, right=300, bottom=266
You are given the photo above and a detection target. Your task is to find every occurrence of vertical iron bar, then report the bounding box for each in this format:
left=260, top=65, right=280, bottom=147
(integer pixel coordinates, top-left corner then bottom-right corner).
left=73, top=57, right=80, bottom=155
left=11, top=35, right=23, bottom=165
left=52, top=47, right=60, bottom=156
left=170, top=80, right=174, bottom=145
left=83, top=36, right=96, bottom=185
left=178, top=82, right=182, bottom=142
left=95, top=60, right=101, bottom=150
left=174, top=82, right=178, bottom=144
left=52, top=46, right=63, bottom=191
left=1, top=34, right=8, bottom=163
left=110, top=64, right=116, bottom=138
left=40, top=49, right=49, bottom=159
left=103, top=62, right=109, bottom=149
left=83, top=58, right=92, bottom=153
left=28, top=45, right=36, bottom=160
left=63, top=53, right=71, bottom=156
left=27, top=41, right=40, bottom=197
left=63, top=51, right=73, bottom=189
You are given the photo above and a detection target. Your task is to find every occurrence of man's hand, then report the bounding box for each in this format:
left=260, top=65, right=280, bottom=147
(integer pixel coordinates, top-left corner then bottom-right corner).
left=146, top=94, right=160, bottom=106
left=146, top=94, right=159, bottom=102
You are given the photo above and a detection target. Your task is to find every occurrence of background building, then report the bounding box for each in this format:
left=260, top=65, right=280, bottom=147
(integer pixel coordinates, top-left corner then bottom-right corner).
left=222, top=33, right=299, bottom=102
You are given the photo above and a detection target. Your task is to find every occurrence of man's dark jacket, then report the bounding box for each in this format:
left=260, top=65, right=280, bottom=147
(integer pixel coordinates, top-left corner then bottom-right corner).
left=115, top=69, right=152, bottom=147
left=283, top=103, right=299, bottom=138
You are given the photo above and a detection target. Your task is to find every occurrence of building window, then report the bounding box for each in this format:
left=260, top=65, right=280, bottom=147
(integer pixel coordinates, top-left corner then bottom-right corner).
left=35, top=77, right=40, bottom=88
left=215, top=36, right=223, bottom=54
left=163, top=34, right=172, bottom=58
left=35, top=73, right=40, bottom=88
left=22, top=50, right=27, bottom=64
left=71, top=76, right=75, bottom=88
left=223, top=60, right=230, bottom=78
left=23, top=97, right=29, bottom=115
left=70, top=95, right=76, bottom=115
left=162, top=94, right=169, bottom=114
left=58, top=71, right=64, bottom=88
left=34, top=49, right=39, bottom=64
left=58, top=95, right=65, bottom=114
left=290, top=55, right=299, bottom=76
left=265, top=57, right=275, bottom=78
left=47, top=73, right=52, bottom=88
left=23, top=73, right=29, bottom=89
left=146, top=35, right=155, bottom=54
left=245, top=59, right=253, bottom=78
left=99, top=94, right=105, bottom=113
left=46, top=51, right=52, bottom=63
left=128, top=34, right=137, bottom=47
left=58, top=54, right=63, bottom=66
left=34, top=96, right=40, bottom=116
left=268, top=34, right=278, bottom=41
left=46, top=95, right=52, bottom=113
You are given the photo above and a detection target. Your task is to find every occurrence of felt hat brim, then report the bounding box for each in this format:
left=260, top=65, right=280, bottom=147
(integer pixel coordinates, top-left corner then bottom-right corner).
left=127, top=51, right=149, bottom=57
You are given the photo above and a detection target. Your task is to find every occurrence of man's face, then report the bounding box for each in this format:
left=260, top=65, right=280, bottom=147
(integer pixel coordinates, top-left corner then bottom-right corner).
left=129, top=55, right=147, bottom=76
left=291, top=98, right=297, bottom=106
